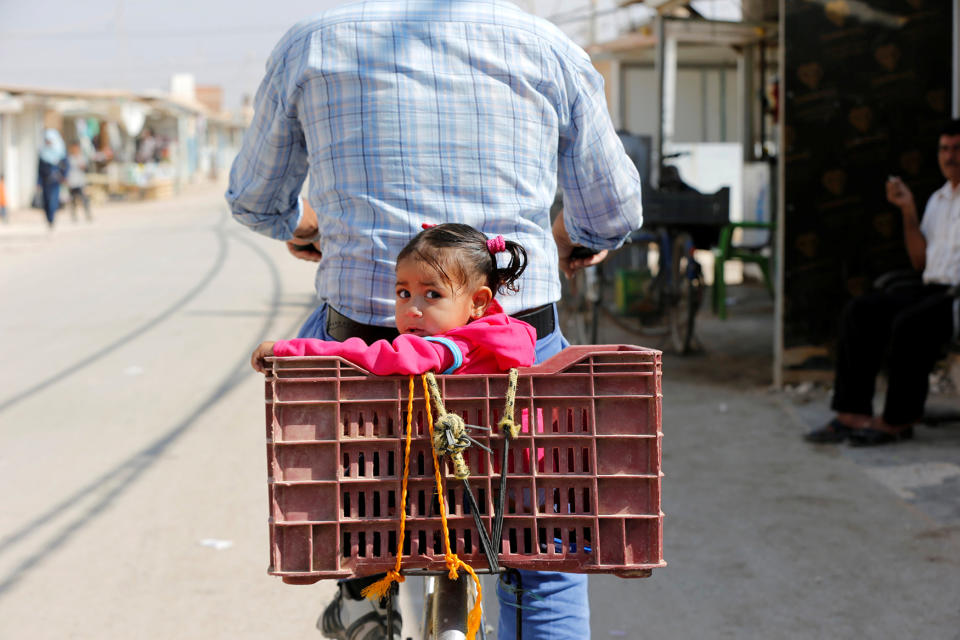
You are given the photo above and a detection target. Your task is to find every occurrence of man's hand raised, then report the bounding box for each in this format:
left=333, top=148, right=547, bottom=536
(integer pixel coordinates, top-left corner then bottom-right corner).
left=885, top=176, right=916, bottom=213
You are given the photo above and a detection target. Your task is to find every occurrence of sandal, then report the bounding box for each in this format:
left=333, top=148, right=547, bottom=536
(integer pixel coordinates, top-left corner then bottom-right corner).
left=319, top=589, right=348, bottom=640
left=318, top=585, right=402, bottom=640
left=803, top=418, right=856, bottom=444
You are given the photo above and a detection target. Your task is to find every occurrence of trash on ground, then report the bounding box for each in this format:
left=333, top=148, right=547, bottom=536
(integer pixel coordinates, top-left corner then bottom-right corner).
left=199, top=538, right=233, bottom=550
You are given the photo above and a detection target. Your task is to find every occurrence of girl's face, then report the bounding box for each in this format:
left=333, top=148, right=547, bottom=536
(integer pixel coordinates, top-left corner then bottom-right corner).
left=394, top=256, right=492, bottom=336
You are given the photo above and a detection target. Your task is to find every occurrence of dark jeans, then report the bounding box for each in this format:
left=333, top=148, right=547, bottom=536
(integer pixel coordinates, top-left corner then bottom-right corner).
left=831, top=283, right=954, bottom=424
left=42, top=182, right=60, bottom=226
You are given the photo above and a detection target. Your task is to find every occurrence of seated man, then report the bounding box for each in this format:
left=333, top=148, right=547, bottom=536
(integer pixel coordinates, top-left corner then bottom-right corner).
left=806, top=119, right=960, bottom=446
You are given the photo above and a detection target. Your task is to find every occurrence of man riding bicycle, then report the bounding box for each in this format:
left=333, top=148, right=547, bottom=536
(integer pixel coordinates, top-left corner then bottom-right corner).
left=226, top=1, right=643, bottom=637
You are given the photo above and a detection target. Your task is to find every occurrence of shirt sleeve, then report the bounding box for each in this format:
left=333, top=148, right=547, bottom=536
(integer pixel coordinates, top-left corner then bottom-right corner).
left=556, top=56, right=643, bottom=250
left=272, top=335, right=456, bottom=375
left=225, top=39, right=309, bottom=241
left=919, top=193, right=936, bottom=239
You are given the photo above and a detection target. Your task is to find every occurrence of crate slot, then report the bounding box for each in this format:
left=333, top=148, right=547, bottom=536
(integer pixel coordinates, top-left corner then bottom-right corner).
left=341, top=442, right=398, bottom=479
left=594, top=397, right=656, bottom=436
left=536, top=403, right=592, bottom=434
left=598, top=477, right=658, bottom=515
left=624, top=518, right=660, bottom=565
left=275, top=443, right=337, bottom=482
left=593, top=372, right=656, bottom=396
left=596, top=438, right=655, bottom=475
left=533, top=437, right=594, bottom=475
left=531, top=374, right=592, bottom=398
left=312, top=525, right=339, bottom=571
left=272, top=379, right=338, bottom=402
left=273, top=404, right=338, bottom=441
left=277, top=526, right=312, bottom=572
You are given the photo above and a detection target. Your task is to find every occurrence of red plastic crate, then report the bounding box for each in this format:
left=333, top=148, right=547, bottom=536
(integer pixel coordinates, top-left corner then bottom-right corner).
left=264, top=344, right=664, bottom=583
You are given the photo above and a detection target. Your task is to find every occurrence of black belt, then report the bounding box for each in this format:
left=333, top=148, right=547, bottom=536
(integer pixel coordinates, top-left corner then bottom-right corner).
left=513, top=304, right=555, bottom=340
left=326, top=303, right=555, bottom=343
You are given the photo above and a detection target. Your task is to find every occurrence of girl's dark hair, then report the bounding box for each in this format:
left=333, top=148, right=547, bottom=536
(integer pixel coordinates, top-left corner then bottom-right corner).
left=397, top=223, right=527, bottom=295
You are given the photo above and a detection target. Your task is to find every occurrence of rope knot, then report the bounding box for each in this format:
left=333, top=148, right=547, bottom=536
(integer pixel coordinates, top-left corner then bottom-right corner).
left=497, top=415, right=520, bottom=440
left=432, top=409, right=471, bottom=479
left=445, top=554, right=462, bottom=580
left=433, top=413, right=468, bottom=452
left=360, top=568, right=406, bottom=601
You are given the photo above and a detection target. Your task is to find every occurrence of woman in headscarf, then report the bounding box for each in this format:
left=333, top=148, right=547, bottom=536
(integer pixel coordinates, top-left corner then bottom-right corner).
left=37, top=129, right=67, bottom=227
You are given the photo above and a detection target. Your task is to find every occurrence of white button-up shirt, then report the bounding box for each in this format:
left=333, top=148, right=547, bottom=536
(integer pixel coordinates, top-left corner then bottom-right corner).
left=920, top=181, right=960, bottom=285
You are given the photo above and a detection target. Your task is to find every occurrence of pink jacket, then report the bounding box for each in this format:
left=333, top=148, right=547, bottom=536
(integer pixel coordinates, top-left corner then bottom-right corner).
left=272, top=300, right=536, bottom=375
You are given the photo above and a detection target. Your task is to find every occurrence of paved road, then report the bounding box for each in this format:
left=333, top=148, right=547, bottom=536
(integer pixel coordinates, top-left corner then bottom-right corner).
left=1, top=186, right=958, bottom=639
left=0, top=187, right=330, bottom=638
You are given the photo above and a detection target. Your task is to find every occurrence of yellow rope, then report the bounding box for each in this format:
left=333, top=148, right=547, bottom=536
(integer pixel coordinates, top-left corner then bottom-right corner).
left=496, top=368, right=521, bottom=439
left=421, top=374, right=483, bottom=640
left=423, top=371, right=471, bottom=479
left=360, top=376, right=415, bottom=601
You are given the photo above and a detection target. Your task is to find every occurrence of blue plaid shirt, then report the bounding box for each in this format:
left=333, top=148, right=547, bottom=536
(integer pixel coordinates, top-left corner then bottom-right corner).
left=226, top=0, right=642, bottom=326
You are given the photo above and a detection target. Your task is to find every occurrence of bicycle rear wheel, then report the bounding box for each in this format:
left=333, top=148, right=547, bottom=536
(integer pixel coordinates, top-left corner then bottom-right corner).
left=668, top=233, right=703, bottom=354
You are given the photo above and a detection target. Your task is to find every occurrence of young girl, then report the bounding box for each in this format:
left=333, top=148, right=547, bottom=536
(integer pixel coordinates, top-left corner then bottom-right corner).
left=251, top=223, right=536, bottom=375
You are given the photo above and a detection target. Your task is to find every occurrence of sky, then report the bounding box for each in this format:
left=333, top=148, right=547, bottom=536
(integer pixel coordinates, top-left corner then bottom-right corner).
left=0, top=0, right=738, bottom=111
left=0, top=0, right=351, bottom=111
left=0, top=0, right=626, bottom=112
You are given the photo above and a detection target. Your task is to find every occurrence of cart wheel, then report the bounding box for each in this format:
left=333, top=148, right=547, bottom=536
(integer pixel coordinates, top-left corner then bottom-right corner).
left=668, top=233, right=703, bottom=354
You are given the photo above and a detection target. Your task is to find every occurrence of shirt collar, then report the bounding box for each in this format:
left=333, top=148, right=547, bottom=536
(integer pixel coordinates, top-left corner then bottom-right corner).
left=934, top=181, right=960, bottom=201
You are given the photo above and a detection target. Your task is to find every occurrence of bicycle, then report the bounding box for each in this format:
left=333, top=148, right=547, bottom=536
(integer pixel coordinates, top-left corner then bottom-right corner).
left=559, top=228, right=705, bottom=354
left=266, top=349, right=665, bottom=640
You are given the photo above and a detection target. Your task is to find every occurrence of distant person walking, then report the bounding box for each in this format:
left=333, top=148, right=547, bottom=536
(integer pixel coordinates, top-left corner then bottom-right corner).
left=0, top=172, right=8, bottom=223
left=37, top=129, right=67, bottom=228
left=66, top=143, right=93, bottom=222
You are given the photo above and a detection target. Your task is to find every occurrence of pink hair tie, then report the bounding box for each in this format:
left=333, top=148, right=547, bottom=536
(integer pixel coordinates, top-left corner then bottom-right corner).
left=421, top=223, right=436, bottom=230
left=486, top=235, right=506, bottom=254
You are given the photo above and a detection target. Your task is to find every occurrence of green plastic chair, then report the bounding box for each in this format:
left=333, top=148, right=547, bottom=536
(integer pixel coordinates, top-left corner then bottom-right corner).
left=712, top=220, right=775, bottom=320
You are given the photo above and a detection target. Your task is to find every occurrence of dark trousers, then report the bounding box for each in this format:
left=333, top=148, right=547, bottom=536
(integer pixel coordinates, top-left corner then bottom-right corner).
left=831, top=283, right=954, bottom=424
left=69, top=187, right=91, bottom=220
left=42, top=182, right=60, bottom=226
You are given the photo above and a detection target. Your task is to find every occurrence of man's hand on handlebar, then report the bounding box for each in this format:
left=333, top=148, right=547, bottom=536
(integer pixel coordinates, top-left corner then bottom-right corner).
left=288, top=197, right=323, bottom=262
left=286, top=240, right=323, bottom=262
left=553, top=213, right=608, bottom=279
left=561, top=246, right=607, bottom=279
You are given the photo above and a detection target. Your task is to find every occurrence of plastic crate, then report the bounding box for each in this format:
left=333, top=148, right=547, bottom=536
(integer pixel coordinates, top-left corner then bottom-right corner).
left=264, top=344, right=664, bottom=584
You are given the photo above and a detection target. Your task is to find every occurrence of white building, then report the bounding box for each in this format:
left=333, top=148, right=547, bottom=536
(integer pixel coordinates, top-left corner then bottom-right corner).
left=0, top=85, right=248, bottom=209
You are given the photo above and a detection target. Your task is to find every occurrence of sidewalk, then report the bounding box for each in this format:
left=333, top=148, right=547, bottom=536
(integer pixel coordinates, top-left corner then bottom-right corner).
left=0, top=179, right=230, bottom=260
left=0, top=179, right=226, bottom=230
left=583, top=283, right=960, bottom=638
